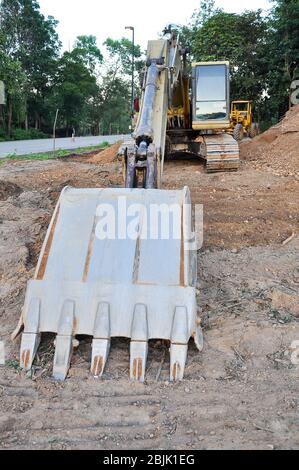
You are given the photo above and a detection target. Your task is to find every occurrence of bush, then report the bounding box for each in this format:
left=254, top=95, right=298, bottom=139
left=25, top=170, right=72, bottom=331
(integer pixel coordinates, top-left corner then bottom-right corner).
left=0, top=127, right=6, bottom=141
left=28, top=128, right=50, bottom=139
left=11, top=128, right=49, bottom=140
left=11, top=128, right=32, bottom=140
left=259, top=121, right=275, bottom=133
left=99, top=141, right=110, bottom=148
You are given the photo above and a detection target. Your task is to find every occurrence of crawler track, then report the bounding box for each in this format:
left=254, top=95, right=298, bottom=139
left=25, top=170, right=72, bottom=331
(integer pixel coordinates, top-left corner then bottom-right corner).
left=203, top=134, right=240, bottom=172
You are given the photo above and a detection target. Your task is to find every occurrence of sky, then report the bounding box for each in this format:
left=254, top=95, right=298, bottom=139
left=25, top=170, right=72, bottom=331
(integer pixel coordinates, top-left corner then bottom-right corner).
left=38, top=0, right=272, bottom=52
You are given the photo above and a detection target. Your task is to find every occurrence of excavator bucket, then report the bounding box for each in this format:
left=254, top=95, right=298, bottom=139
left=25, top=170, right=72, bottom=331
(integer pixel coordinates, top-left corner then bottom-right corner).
left=16, top=186, right=203, bottom=382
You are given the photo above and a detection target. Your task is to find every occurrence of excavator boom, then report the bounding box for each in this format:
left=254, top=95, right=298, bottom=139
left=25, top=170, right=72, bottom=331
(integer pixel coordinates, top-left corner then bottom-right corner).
left=120, top=35, right=240, bottom=188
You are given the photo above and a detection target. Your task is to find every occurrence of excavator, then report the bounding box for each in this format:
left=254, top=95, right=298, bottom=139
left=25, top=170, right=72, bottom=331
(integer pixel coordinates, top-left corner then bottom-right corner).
left=119, top=28, right=239, bottom=188
left=14, top=29, right=239, bottom=383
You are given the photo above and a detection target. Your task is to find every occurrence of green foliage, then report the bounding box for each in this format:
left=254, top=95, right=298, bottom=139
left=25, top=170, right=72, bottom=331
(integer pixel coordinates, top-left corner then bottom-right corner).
left=98, top=37, right=143, bottom=134
left=265, top=0, right=299, bottom=119
left=184, top=0, right=298, bottom=123
left=191, top=0, right=220, bottom=28
left=97, top=74, right=131, bottom=134
left=192, top=10, right=268, bottom=118
left=6, top=360, right=22, bottom=372
left=104, top=37, right=142, bottom=75
left=0, top=0, right=298, bottom=140
left=2, top=143, right=111, bottom=161
left=73, top=35, right=103, bottom=71
left=273, top=0, right=299, bottom=80
left=175, top=0, right=221, bottom=49
left=0, top=51, right=27, bottom=109
left=0, top=0, right=60, bottom=134
left=99, top=141, right=110, bottom=148
left=0, top=1, right=137, bottom=138
left=11, top=128, right=49, bottom=140
left=50, top=50, right=99, bottom=131
left=0, top=128, right=7, bottom=141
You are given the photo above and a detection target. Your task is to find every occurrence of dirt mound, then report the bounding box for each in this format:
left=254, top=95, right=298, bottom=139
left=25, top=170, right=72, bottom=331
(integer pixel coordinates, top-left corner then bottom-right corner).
left=240, top=105, right=299, bottom=177
left=85, top=142, right=121, bottom=164
left=0, top=181, right=22, bottom=201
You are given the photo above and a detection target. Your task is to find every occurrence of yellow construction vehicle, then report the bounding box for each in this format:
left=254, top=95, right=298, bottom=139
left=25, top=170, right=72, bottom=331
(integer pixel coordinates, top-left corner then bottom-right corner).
left=119, top=35, right=240, bottom=187
left=15, top=28, right=243, bottom=383
left=230, top=100, right=259, bottom=141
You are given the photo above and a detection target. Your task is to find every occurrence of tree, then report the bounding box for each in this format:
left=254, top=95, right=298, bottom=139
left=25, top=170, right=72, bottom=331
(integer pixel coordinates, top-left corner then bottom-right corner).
left=1, top=0, right=294, bottom=139
left=0, top=48, right=27, bottom=136
left=0, top=0, right=61, bottom=130
left=265, top=0, right=299, bottom=119
left=73, top=35, right=103, bottom=72
left=181, top=0, right=299, bottom=125
left=97, top=74, right=131, bottom=134
left=104, top=37, right=143, bottom=77
left=273, top=0, right=299, bottom=84
left=49, top=50, right=98, bottom=135
left=190, top=10, right=269, bottom=120
left=98, top=37, right=144, bottom=134
left=191, top=0, right=220, bottom=26
left=175, top=0, right=221, bottom=50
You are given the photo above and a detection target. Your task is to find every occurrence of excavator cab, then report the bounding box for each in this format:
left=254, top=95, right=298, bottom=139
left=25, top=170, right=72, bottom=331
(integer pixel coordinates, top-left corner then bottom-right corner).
left=189, top=61, right=239, bottom=171
left=192, top=62, right=230, bottom=130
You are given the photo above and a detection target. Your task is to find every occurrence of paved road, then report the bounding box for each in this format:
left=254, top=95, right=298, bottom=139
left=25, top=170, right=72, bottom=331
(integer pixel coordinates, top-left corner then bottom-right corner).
left=0, top=135, right=130, bottom=158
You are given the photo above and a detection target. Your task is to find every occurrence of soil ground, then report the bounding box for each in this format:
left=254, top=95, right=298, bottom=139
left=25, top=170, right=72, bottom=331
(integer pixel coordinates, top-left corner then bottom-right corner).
left=0, top=135, right=299, bottom=450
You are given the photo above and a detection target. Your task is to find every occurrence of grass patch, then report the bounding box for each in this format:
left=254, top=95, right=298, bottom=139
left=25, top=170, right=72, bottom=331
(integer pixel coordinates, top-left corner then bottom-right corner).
left=6, top=360, right=22, bottom=373
left=0, top=141, right=111, bottom=164
left=268, top=308, right=295, bottom=324
left=266, top=348, right=295, bottom=370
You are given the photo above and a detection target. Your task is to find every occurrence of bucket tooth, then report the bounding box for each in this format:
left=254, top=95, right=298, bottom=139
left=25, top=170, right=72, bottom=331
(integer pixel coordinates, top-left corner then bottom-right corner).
left=20, top=298, right=41, bottom=371
left=53, top=300, right=75, bottom=381
left=130, top=342, right=148, bottom=383
left=130, top=304, right=148, bottom=383
left=91, top=339, right=110, bottom=377
left=53, top=335, right=73, bottom=381
left=170, top=344, right=188, bottom=381
left=193, top=322, right=204, bottom=352
left=91, top=303, right=111, bottom=378
left=170, top=306, right=189, bottom=382
left=20, top=333, right=41, bottom=371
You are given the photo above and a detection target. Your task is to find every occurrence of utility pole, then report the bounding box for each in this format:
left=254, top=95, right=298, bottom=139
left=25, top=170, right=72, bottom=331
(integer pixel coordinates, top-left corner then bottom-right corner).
left=53, top=109, right=59, bottom=153
left=0, top=81, right=5, bottom=105
left=125, top=26, right=135, bottom=119
left=0, top=82, right=5, bottom=129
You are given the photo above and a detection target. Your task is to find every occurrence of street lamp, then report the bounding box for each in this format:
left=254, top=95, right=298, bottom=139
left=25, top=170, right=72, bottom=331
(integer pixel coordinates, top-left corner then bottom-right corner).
left=125, top=26, right=135, bottom=119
